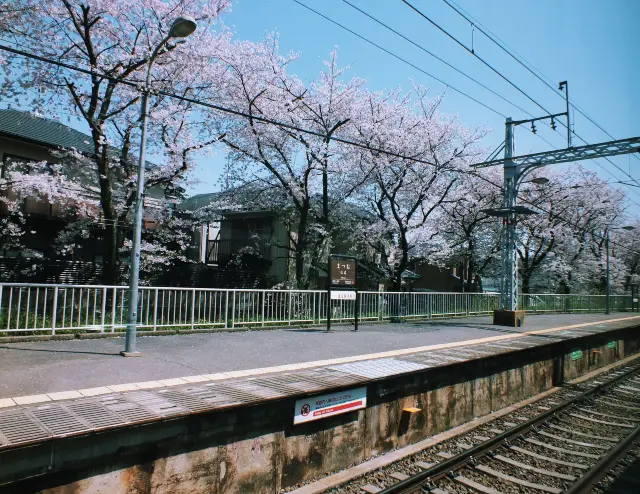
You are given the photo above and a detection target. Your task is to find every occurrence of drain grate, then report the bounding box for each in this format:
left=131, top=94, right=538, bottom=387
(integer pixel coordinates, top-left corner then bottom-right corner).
left=30, top=404, right=90, bottom=436
left=156, top=389, right=212, bottom=412
left=98, top=394, right=160, bottom=423
left=0, top=409, right=50, bottom=445
left=301, top=367, right=368, bottom=386
left=225, top=380, right=289, bottom=399
left=182, top=386, right=245, bottom=406
left=126, top=391, right=186, bottom=417
left=206, top=384, right=263, bottom=404
left=270, top=374, right=328, bottom=393
left=248, top=376, right=321, bottom=395
left=328, top=358, right=429, bottom=380
left=66, top=401, right=124, bottom=429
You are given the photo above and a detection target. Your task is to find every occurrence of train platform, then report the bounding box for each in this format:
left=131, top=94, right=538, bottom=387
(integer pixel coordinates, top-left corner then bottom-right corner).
left=1, top=312, right=640, bottom=491
left=0, top=312, right=637, bottom=404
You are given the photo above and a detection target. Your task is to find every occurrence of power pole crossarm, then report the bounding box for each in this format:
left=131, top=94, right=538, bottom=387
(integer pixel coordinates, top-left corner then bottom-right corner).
left=471, top=136, right=640, bottom=169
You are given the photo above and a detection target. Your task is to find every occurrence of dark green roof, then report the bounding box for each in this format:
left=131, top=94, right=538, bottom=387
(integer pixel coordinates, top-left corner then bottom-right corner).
left=179, top=191, right=222, bottom=211
left=0, top=109, right=94, bottom=154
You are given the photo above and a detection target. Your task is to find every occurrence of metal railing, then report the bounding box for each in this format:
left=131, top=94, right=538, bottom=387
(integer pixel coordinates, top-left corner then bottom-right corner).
left=0, top=283, right=633, bottom=335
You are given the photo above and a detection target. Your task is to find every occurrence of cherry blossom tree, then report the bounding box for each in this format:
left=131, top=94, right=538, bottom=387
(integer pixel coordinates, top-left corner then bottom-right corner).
left=435, top=167, right=503, bottom=291
left=1, top=0, right=232, bottom=284
left=350, top=87, right=486, bottom=289
left=515, top=166, right=626, bottom=294
left=209, top=46, right=369, bottom=288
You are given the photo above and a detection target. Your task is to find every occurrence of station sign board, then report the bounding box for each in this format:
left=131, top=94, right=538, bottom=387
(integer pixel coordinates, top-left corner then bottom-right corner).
left=294, top=386, right=367, bottom=424
left=331, top=290, right=356, bottom=300
left=330, top=259, right=356, bottom=286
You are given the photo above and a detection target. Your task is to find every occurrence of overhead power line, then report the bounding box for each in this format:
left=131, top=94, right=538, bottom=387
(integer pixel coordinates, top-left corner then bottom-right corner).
left=401, top=0, right=640, bottom=199
left=439, top=0, right=640, bottom=164
left=290, top=0, right=506, bottom=118
left=0, top=44, right=453, bottom=170
left=340, top=0, right=531, bottom=116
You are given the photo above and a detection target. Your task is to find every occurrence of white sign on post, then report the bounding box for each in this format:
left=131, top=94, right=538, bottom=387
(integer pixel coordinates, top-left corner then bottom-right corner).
left=331, top=290, right=356, bottom=300
left=294, top=386, right=367, bottom=424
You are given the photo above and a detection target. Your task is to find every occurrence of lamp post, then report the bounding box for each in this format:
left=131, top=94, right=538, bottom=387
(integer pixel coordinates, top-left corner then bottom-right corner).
left=605, top=225, right=635, bottom=315
left=122, top=16, right=197, bottom=357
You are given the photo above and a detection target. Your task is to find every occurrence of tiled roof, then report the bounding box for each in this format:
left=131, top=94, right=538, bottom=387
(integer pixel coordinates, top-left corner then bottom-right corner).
left=0, top=109, right=94, bottom=154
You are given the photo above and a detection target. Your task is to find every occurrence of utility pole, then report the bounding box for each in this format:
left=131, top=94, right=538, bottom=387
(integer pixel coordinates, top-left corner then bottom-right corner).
left=605, top=230, right=610, bottom=314
left=501, top=118, right=518, bottom=311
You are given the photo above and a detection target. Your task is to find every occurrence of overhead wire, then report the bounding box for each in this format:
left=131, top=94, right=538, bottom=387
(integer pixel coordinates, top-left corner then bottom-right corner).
left=439, top=0, right=640, bottom=164
left=290, top=0, right=506, bottom=118
left=401, top=0, right=640, bottom=200
left=340, top=0, right=531, bottom=116
left=3, top=29, right=639, bottom=247
left=0, top=44, right=455, bottom=170
left=297, top=0, right=640, bottom=206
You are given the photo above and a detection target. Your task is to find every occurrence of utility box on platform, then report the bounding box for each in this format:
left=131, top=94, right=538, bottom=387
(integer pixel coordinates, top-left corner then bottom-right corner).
left=493, top=309, right=526, bottom=327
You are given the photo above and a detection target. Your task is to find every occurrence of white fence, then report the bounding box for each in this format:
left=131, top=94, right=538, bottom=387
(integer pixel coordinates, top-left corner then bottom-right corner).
left=0, top=283, right=633, bottom=335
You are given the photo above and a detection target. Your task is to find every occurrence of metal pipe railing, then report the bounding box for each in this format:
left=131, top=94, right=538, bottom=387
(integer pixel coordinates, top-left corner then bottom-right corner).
left=0, top=283, right=633, bottom=335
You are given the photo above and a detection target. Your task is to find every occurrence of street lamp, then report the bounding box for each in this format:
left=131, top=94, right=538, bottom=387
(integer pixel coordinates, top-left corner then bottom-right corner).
left=605, top=225, right=635, bottom=315
left=122, top=16, right=198, bottom=357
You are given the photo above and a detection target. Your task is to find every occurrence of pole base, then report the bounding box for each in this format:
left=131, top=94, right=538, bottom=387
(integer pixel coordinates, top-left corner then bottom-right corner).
left=120, top=351, right=142, bottom=357
left=493, top=309, right=526, bottom=327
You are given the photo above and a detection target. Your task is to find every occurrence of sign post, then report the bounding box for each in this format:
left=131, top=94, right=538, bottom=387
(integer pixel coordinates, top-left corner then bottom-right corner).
left=327, top=255, right=358, bottom=332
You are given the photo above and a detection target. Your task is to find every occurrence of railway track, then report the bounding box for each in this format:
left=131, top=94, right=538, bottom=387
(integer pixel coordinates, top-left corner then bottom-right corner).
left=328, top=364, right=640, bottom=494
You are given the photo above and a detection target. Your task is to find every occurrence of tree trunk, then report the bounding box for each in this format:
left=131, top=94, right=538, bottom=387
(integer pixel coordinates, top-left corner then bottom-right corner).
left=102, top=223, right=119, bottom=286
left=294, top=205, right=310, bottom=289
left=521, top=270, right=532, bottom=295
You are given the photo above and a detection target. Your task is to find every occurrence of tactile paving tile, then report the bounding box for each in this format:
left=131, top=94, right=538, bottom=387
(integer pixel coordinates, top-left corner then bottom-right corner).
left=328, top=358, right=429, bottom=379
left=30, top=404, right=90, bottom=436
left=65, top=400, right=124, bottom=429
left=97, top=394, right=161, bottom=422
left=0, top=409, right=50, bottom=445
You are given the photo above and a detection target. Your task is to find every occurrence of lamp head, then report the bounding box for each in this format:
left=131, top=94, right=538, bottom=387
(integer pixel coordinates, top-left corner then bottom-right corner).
left=531, top=177, right=549, bottom=185
left=169, top=16, right=197, bottom=38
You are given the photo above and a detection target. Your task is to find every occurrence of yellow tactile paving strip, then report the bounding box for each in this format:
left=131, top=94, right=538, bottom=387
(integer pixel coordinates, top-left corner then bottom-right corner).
left=1, top=315, right=639, bottom=409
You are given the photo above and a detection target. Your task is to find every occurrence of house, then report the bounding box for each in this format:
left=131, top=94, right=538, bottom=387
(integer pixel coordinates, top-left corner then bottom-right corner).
left=0, top=108, right=167, bottom=283
left=180, top=190, right=469, bottom=291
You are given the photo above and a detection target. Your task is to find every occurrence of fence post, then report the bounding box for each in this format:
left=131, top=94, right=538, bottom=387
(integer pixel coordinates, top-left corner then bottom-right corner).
left=111, top=288, right=117, bottom=332
left=101, top=287, right=107, bottom=332
left=231, top=290, right=236, bottom=329
left=261, top=291, right=266, bottom=327
left=153, top=289, right=159, bottom=331
left=51, top=286, right=58, bottom=335
left=190, top=289, right=196, bottom=330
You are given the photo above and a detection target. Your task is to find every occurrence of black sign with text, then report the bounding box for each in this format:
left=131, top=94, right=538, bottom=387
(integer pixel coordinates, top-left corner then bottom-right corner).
left=330, top=259, right=356, bottom=286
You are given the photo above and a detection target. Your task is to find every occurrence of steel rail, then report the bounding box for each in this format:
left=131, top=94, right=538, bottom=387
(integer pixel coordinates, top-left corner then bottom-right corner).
left=379, top=363, right=640, bottom=493
left=565, top=422, right=640, bottom=494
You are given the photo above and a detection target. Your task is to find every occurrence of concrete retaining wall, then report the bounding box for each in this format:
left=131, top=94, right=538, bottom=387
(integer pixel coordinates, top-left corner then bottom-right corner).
left=3, top=328, right=639, bottom=494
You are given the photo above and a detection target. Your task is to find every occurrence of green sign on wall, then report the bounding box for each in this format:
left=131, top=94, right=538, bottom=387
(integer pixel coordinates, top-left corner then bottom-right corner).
left=608, top=341, right=617, bottom=349
left=571, top=349, right=583, bottom=361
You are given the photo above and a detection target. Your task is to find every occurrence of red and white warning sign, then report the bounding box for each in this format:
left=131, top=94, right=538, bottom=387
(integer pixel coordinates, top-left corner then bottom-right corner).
left=294, top=386, right=367, bottom=424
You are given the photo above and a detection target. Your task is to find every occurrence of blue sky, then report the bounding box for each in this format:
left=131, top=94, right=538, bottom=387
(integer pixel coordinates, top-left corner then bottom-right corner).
left=190, top=0, right=640, bottom=203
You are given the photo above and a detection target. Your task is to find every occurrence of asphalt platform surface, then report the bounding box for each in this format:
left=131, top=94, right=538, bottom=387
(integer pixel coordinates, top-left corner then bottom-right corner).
left=0, top=313, right=634, bottom=397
